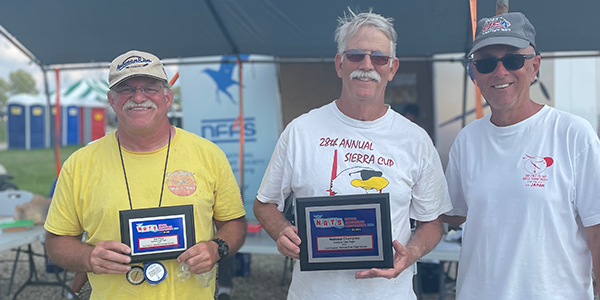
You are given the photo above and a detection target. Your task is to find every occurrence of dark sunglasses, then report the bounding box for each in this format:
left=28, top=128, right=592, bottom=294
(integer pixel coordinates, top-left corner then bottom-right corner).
left=471, top=54, right=535, bottom=74
left=343, top=49, right=391, bottom=66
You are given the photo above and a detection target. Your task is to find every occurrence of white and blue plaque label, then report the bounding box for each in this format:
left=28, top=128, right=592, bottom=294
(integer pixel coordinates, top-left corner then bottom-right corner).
left=296, top=194, right=393, bottom=271
left=120, top=205, right=195, bottom=263
left=309, top=207, right=380, bottom=259
left=131, top=216, right=186, bottom=254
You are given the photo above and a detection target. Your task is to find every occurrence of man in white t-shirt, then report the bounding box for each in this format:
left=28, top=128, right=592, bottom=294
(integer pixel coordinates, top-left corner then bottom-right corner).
left=444, top=12, right=600, bottom=299
left=253, top=9, right=452, bottom=300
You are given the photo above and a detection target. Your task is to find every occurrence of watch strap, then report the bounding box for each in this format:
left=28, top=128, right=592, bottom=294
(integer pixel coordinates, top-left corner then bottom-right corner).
left=211, top=238, right=229, bottom=260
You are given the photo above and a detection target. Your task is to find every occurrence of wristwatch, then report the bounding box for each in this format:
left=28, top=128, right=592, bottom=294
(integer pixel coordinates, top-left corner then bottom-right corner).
left=211, top=238, right=229, bottom=261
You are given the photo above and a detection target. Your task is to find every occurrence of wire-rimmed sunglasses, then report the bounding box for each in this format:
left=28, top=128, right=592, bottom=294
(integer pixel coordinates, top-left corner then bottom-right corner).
left=471, top=54, right=536, bottom=74
left=113, top=84, right=163, bottom=96
left=343, top=49, right=391, bottom=66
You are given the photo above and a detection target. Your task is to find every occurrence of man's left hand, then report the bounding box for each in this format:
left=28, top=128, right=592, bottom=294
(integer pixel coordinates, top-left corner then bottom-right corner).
left=177, top=241, right=219, bottom=274
left=354, top=240, right=416, bottom=279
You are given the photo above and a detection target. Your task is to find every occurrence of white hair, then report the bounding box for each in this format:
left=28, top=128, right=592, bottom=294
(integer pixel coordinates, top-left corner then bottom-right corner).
left=335, top=8, right=397, bottom=60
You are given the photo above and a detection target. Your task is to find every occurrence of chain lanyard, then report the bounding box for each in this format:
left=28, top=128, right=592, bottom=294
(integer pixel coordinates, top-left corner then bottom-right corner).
left=117, top=129, right=171, bottom=210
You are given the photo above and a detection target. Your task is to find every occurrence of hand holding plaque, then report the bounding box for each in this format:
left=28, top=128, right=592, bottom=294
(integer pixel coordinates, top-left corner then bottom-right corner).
left=276, top=226, right=302, bottom=259
left=88, top=240, right=133, bottom=274
left=120, top=205, right=196, bottom=263
left=354, top=240, right=415, bottom=279
left=176, top=241, right=220, bottom=274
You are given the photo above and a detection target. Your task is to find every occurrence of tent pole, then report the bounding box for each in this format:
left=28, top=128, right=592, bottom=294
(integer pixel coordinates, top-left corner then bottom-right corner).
left=0, top=25, right=41, bottom=66
left=41, top=68, right=63, bottom=178
left=1, top=25, right=63, bottom=180
left=204, top=0, right=245, bottom=198
left=461, top=1, right=473, bottom=128
left=461, top=64, right=468, bottom=128
left=469, top=0, right=484, bottom=120
left=468, top=0, right=509, bottom=122
left=236, top=58, right=244, bottom=196
left=54, top=68, right=61, bottom=176
left=42, top=70, right=53, bottom=146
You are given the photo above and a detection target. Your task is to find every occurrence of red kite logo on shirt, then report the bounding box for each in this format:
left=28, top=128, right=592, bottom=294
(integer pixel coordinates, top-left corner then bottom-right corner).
left=522, top=155, right=554, bottom=188
left=523, top=155, right=554, bottom=174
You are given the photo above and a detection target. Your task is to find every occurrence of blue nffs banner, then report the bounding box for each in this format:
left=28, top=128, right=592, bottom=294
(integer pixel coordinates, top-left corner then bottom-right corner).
left=180, top=55, right=282, bottom=219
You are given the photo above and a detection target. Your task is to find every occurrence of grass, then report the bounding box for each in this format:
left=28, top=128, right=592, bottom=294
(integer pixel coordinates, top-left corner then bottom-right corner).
left=0, top=120, right=5, bottom=143
left=0, top=145, right=83, bottom=195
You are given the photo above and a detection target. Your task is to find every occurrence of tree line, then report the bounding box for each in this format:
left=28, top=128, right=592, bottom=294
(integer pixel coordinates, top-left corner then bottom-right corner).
left=0, top=69, right=38, bottom=105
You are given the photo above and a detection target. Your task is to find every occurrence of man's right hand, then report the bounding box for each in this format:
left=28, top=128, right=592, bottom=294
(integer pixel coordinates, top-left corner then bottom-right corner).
left=253, top=199, right=302, bottom=259
left=88, top=240, right=132, bottom=275
left=277, top=226, right=301, bottom=259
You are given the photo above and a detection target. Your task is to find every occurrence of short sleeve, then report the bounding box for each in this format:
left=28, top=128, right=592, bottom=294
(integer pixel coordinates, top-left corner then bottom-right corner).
left=256, top=127, right=293, bottom=212
left=44, top=156, right=84, bottom=236
left=409, top=141, right=453, bottom=221
left=445, top=141, right=468, bottom=217
left=574, top=140, right=600, bottom=227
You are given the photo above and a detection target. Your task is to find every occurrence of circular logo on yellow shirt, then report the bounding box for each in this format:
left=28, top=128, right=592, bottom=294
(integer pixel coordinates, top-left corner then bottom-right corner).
left=167, top=170, right=197, bottom=196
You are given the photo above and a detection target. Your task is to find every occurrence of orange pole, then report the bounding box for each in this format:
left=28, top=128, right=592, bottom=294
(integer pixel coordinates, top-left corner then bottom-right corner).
left=54, top=68, right=61, bottom=176
left=469, top=0, right=477, bottom=40
left=236, top=58, right=244, bottom=192
left=469, top=0, right=484, bottom=119
left=169, top=72, right=179, bottom=86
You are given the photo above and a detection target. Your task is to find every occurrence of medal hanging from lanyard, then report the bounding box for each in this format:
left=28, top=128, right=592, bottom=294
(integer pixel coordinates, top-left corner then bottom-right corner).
left=144, top=261, right=168, bottom=286
left=118, top=129, right=171, bottom=210
left=118, top=129, right=171, bottom=286
left=117, top=128, right=196, bottom=282
left=126, top=266, right=145, bottom=285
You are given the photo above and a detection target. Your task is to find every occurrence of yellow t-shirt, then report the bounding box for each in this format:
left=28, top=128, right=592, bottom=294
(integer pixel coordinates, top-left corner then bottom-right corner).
left=45, top=128, right=245, bottom=300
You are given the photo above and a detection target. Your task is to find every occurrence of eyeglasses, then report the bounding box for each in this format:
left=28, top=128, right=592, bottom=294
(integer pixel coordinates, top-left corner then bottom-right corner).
left=343, top=49, right=391, bottom=66
left=113, top=85, right=163, bottom=96
left=471, top=54, right=535, bottom=74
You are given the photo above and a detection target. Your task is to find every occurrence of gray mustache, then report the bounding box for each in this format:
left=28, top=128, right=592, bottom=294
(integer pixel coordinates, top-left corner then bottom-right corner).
left=350, top=69, right=381, bottom=83
left=123, top=100, right=157, bottom=110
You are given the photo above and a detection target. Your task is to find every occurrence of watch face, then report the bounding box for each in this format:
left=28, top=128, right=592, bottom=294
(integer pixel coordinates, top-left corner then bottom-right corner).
left=214, top=238, right=229, bottom=258
left=220, top=243, right=229, bottom=257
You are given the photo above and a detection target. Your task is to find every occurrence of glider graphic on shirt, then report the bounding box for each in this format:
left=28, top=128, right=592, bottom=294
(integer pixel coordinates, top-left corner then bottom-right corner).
left=327, top=150, right=389, bottom=195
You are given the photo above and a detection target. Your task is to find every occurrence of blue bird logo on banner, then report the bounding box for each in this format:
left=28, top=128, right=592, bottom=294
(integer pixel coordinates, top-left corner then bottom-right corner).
left=202, top=54, right=249, bottom=104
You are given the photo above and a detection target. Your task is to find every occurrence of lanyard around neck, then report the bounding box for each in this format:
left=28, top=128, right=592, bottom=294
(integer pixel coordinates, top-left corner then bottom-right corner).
left=117, top=129, right=172, bottom=210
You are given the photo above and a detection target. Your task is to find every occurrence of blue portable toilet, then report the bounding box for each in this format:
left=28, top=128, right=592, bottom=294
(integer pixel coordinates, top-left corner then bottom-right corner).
left=6, top=94, right=46, bottom=149
left=50, top=94, right=80, bottom=146
left=7, top=101, right=26, bottom=149
left=30, top=104, right=45, bottom=148
left=61, top=95, right=81, bottom=145
left=55, top=78, right=108, bottom=145
left=65, top=105, right=80, bottom=145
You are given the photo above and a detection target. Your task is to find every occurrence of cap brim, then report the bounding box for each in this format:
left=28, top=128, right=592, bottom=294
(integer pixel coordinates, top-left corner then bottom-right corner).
left=468, top=37, right=531, bottom=57
left=109, top=74, right=169, bottom=89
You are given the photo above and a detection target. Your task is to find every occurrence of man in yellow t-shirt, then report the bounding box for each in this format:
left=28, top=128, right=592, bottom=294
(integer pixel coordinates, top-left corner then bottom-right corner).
left=45, top=50, right=247, bottom=300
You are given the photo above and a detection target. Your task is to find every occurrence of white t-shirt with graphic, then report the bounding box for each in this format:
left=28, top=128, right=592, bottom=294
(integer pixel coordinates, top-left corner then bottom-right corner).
left=257, top=101, right=452, bottom=300
left=446, top=105, right=600, bottom=300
